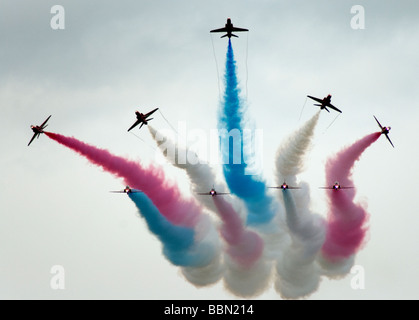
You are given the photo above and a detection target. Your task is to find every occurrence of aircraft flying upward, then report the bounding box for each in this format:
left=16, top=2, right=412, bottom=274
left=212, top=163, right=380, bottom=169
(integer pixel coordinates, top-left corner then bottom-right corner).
left=374, top=115, right=394, bottom=148
left=28, top=115, right=51, bottom=146
left=319, top=181, right=354, bottom=191
left=197, top=188, right=230, bottom=197
left=127, top=108, right=159, bottom=132
left=307, top=94, right=342, bottom=113
left=269, top=181, right=301, bottom=190
left=210, top=18, right=249, bottom=38
left=110, top=186, right=141, bottom=194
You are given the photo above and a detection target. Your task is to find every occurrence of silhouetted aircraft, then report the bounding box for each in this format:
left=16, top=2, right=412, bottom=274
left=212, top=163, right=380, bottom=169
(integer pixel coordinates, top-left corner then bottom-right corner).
left=319, top=181, right=353, bottom=191
left=269, top=181, right=301, bottom=190
left=28, top=115, right=51, bottom=146
left=374, top=115, right=394, bottom=148
left=110, top=186, right=141, bottom=194
left=127, top=108, right=159, bottom=132
left=210, top=18, right=248, bottom=38
left=307, top=94, right=342, bottom=113
left=197, top=188, right=230, bottom=197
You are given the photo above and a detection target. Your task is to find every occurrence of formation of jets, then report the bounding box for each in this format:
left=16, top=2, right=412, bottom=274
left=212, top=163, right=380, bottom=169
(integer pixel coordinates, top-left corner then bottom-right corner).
left=27, top=18, right=395, bottom=200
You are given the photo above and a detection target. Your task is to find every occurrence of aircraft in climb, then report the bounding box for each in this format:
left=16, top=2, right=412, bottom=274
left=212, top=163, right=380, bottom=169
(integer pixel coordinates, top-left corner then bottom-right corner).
left=319, top=181, right=354, bottom=191
left=307, top=94, right=342, bottom=113
left=28, top=115, right=51, bottom=146
left=197, top=188, right=230, bottom=197
left=110, top=186, right=141, bottom=194
left=210, top=18, right=249, bottom=38
left=127, top=108, right=159, bottom=132
left=374, top=115, right=394, bottom=148
left=269, top=181, right=301, bottom=190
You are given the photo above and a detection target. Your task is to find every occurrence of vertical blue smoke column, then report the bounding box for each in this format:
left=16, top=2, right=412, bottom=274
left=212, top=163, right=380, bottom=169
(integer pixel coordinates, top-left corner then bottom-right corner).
left=218, top=39, right=276, bottom=225
left=128, top=192, right=211, bottom=267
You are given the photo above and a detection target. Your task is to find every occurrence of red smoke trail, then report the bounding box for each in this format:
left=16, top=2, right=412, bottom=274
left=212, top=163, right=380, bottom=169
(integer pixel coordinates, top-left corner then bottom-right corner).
left=321, top=132, right=381, bottom=261
left=212, top=196, right=264, bottom=268
left=45, top=132, right=200, bottom=228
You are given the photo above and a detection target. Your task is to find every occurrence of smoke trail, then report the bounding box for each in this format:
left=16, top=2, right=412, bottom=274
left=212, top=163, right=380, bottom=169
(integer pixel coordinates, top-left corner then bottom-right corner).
left=45, top=131, right=224, bottom=284
left=212, top=196, right=271, bottom=297
left=273, top=111, right=326, bottom=298
left=218, top=39, right=278, bottom=226
left=45, top=131, right=200, bottom=228
left=128, top=191, right=214, bottom=267
left=212, top=196, right=263, bottom=268
left=212, top=196, right=273, bottom=297
left=320, top=132, right=381, bottom=270
left=148, top=125, right=233, bottom=215
left=148, top=124, right=271, bottom=295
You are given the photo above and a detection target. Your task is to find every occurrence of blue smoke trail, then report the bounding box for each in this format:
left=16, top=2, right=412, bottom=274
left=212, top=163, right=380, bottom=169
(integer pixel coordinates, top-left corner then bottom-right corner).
left=218, top=39, right=277, bottom=225
left=128, top=192, right=215, bottom=267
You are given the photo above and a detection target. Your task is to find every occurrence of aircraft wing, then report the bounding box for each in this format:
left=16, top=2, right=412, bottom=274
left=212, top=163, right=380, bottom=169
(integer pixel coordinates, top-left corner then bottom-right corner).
left=307, top=95, right=323, bottom=104
left=27, top=133, right=38, bottom=146
left=216, top=192, right=230, bottom=195
left=210, top=27, right=227, bottom=33
left=231, top=27, right=248, bottom=32
left=145, top=108, right=159, bottom=118
left=373, top=115, right=383, bottom=129
left=127, top=120, right=141, bottom=132
left=197, top=192, right=210, bottom=195
left=40, top=115, right=52, bottom=128
left=328, top=103, right=342, bottom=113
left=385, top=134, right=395, bottom=148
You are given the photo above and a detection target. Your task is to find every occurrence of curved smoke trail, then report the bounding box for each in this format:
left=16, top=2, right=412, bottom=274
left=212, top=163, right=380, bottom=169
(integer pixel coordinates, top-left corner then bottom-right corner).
left=212, top=196, right=272, bottom=298
left=148, top=124, right=271, bottom=296
left=273, top=111, right=326, bottom=299
left=128, top=191, right=215, bottom=267
left=218, top=39, right=278, bottom=226
left=147, top=125, right=232, bottom=215
left=44, top=131, right=223, bottom=285
left=319, top=132, right=381, bottom=276
left=45, top=131, right=200, bottom=228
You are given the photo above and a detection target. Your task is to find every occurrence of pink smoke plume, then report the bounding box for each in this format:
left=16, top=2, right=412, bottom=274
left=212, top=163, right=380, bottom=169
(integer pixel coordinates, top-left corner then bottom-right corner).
left=212, top=196, right=264, bottom=268
left=321, top=132, right=381, bottom=261
left=45, top=131, right=201, bottom=228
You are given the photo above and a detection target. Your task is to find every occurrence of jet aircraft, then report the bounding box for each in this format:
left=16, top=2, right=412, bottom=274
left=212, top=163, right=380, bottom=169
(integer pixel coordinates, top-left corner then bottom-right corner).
left=28, top=115, right=51, bottom=146
left=319, top=181, right=353, bottom=191
left=269, top=181, right=301, bottom=190
left=374, top=115, right=394, bottom=148
left=307, top=94, right=342, bottom=113
left=210, top=18, right=248, bottom=38
left=197, top=188, right=230, bottom=197
left=110, top=186, right=141, bottom=194
left=127, top=108, right=159, bottom=132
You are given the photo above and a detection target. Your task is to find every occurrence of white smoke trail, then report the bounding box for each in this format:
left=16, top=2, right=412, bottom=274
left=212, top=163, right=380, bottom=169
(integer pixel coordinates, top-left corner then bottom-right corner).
left=148, top=124, right=275, bottom=297
left=147, top=125, right=226, bottom=286
left=273, top=111, right=326, bottom=299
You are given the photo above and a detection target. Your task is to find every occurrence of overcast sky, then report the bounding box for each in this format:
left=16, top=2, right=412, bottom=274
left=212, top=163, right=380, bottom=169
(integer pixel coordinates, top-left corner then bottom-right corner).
left=1, top=0, right=419, bottom=300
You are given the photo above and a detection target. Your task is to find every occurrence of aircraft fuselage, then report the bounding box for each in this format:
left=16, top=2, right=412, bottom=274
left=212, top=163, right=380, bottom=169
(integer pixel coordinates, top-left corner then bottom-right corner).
left=135, top=111, right=148, bottom=124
